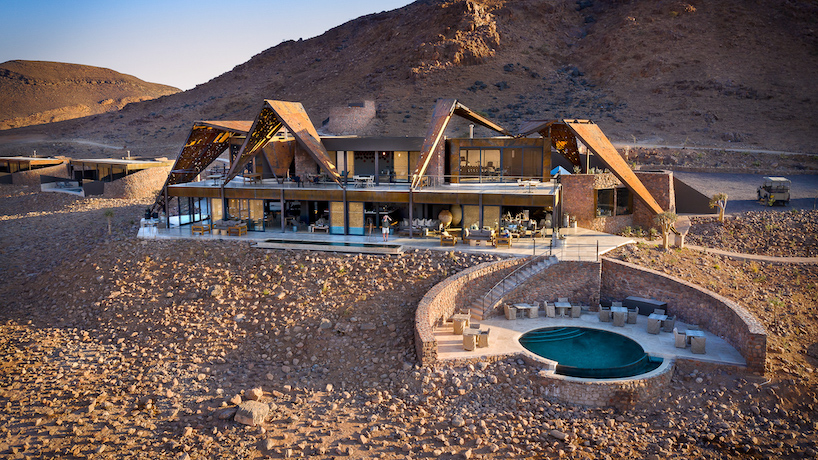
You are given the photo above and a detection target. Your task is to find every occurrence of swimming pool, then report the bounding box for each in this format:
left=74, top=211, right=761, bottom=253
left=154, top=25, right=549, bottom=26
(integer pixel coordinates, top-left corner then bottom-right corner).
left=519, top=327, right=662, bottom=379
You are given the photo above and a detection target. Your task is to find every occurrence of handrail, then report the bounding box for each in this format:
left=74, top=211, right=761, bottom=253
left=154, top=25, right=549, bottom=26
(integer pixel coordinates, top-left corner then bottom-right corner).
left=480, top=253, right=552, bottom=315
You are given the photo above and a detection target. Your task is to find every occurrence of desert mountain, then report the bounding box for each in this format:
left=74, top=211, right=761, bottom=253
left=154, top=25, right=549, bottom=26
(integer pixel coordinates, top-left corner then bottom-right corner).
left=1, top=0, right=817, bottom=159
left=0, top=60, right=179, bottom=130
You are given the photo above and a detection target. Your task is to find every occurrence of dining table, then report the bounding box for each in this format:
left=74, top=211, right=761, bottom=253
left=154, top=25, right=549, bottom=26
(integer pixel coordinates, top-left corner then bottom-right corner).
left=554, top=301, right=572, bottom=318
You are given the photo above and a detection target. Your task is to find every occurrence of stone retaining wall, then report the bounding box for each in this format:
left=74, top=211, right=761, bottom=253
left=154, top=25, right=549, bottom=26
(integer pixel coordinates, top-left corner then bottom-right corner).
left=12, top=163, right=71, bottom=186
left=414, top=258, right=524, bottom=365
left=503, top=261, right=601, bottom=312
left=535, top=360, right=675, bottom=408
left=102, top=166, right=171, bottom=199
left=600, top=257, right=767, bottom=374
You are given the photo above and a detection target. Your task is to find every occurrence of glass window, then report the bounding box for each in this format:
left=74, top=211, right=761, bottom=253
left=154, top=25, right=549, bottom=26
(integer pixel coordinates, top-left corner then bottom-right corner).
left=504, top=148, right=523, bottom=180
left=393, top=151, right=409, bottom=181
left=460, top=149, right=481, bottom=181
left=481, top=149, right=500, bottom=179
left=616, top=188, right=633, bottom=215
left=596, top=189, right=614, bottom=217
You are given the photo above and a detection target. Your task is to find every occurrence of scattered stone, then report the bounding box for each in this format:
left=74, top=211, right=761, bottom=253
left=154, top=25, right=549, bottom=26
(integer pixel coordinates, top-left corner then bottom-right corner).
left=235, top=401, right=270, bottom=427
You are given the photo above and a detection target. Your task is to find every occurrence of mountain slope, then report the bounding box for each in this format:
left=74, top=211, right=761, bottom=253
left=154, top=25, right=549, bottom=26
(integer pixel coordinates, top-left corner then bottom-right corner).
left=1, top=0, right=816, bottom=159
left=0, top=60, right=179, bottom=130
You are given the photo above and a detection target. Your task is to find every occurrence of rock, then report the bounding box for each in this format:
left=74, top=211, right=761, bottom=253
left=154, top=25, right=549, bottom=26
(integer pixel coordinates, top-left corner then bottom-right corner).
left=235, top=401, right=270, bottom=427
left=246, top=387, right=263, bottom=401
left=320, top=318, right=332, bottom=329
left=219, top=407, right=238, bottom=420
left=451, top=415, right=466, bottom=428
left=550, top=429, right=568, bottom=441
left=325, top=383, right=333, bottom=392
left=264, top=438, right=275, bottom=450
left=229, top=394, right=242, bottom=405
left=208, top=285, right=223, bottom=297
left=360, top=323, right=377, bottom=331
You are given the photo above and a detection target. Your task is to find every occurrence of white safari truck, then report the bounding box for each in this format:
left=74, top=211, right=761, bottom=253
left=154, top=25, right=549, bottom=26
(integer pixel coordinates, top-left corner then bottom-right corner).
left=757, top=176, right=791, bottom=206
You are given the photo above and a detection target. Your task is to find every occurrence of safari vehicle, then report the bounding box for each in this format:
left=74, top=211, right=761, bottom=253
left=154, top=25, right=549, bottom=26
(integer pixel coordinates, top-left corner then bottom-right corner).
left=757, top=176, right=791, bottom=206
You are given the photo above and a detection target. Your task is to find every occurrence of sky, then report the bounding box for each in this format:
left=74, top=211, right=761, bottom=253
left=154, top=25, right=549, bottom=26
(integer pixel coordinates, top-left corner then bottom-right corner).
left=0, top=0, right=415, bottom=91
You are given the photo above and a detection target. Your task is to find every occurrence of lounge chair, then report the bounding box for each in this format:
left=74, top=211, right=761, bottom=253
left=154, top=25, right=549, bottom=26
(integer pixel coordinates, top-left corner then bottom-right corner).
left=463, top=333, right=476, bottom=351
left=504, top=304, right=517, bottom=320
left=691, top=336, right=706, bottom=354
left=662, top=315, right=676, bottom=333
left=627, top=307, right=638, bottom=324
left=613, top=310, right=626, bottom=327
left=612, top=301, right=623, bottom=308
left=598, top=306, right=611, bottom=322
left=647, top=318, right=662, bottom=334
left=673, top=328, right=687, bottom=348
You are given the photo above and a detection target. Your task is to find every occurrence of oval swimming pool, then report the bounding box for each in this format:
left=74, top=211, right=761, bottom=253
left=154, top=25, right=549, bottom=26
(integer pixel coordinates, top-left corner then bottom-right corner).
left=519, top=327, right=662, bottom=379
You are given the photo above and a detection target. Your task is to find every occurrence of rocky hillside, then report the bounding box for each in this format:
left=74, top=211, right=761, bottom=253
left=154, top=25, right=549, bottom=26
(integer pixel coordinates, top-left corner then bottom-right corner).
left=0, top=60, right=179, bottom=130
left=1, top=0, right=817, bottom=159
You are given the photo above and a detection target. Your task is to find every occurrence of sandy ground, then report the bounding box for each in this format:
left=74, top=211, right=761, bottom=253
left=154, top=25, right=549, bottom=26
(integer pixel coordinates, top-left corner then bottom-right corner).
left=0, top=183, right=816, bottom=459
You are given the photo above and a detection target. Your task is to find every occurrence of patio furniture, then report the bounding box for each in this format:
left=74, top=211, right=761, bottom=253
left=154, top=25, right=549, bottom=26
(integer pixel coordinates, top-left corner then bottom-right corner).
left=477, top=328, right=490, bottom=348
left=494, top=236, right=512, bottom=248
left=598, top=306, right=611, bottom=322
left=504, top=304, right=517, bottom=320
left=654, top=309, right=666, bottom=316
left=627, top=307, right=638, bottom=324
left=554, top=301, right=571, bottom=318
left=440, top=232, right=457, bottom=246
left=673, top=327, right=687, bottom=348
left=690, top=335, right=706, bottom=354
left=611, top=306, right=627, bottom=327
left=545, top=302, right=556, bottom=318
left=571, top=305, right=582, bottom=318
left=662, top=315, right=676, bottom=333
left=228, top=223, right=247, bottom=236
left=558, top=297, right=569, bottom=303
left=612, top=301, right=623, bottom=308
left=463, top=331, right=477, bottom=351
left=647, top=317, right=662, bottom=334
left=451, top=313, right=470, bottom=334
left=191, top=222, right=211, bottom=235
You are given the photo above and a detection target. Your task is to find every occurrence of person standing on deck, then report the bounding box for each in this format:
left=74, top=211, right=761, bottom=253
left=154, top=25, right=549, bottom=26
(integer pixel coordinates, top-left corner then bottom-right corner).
left=382, top=214, right=393, bottom=242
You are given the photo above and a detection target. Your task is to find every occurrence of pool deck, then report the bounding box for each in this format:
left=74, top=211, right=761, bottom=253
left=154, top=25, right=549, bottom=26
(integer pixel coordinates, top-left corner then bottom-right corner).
left=435, top=311, right=747, bottom=368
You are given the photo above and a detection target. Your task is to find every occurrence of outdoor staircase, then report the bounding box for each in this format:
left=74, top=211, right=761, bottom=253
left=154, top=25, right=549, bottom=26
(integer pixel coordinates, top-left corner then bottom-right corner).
left=469, top=255, right=558, bottom=320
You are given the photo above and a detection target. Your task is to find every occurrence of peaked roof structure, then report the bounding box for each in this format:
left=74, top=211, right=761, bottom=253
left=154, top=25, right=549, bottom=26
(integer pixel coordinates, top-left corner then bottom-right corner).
left=225, top=100, right=342, bottom=186
left=151, top=121, right=249, bottom=213
left=520, top=119, right=664, bottom=215
left=411, top=99, right=512, bottom=189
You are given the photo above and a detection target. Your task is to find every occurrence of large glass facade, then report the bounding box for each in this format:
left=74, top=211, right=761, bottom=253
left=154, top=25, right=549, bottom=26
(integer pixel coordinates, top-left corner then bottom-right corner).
left=458, top=145, right=543, bottom=182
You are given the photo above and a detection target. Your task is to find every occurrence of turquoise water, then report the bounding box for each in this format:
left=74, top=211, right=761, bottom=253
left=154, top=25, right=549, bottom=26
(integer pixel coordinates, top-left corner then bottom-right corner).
left=519, top=327, right=662, bottom=379
left=263, top=239, right=398, bottom=249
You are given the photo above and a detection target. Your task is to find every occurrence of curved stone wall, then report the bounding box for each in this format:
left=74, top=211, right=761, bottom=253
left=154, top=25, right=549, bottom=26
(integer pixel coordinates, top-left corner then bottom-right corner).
left=414, top=258, right=524, bottom=365
left=600, top=257, right=767, bottom=374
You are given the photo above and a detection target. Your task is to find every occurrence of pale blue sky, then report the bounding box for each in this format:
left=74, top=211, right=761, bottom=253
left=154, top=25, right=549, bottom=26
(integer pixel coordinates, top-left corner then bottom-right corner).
left=0, top=0, right=415, bottom=90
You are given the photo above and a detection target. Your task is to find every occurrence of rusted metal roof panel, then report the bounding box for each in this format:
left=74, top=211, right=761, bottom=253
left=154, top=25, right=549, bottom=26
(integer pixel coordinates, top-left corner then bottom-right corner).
left=267, top=100, right=342, bottom=185
left=151, top=125, right=235, bottom=212
left=412, top=99, right=512, bottom=189
left=225, top=104, right=283, bottom=183
left=197, top=120, right=253, bottom=134
left=564, top=120, right=664, bottom=215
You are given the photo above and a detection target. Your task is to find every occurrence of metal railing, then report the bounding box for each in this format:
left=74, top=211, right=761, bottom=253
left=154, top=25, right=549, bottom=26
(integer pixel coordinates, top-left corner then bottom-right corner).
left=479, top=253, right=554, bottom=317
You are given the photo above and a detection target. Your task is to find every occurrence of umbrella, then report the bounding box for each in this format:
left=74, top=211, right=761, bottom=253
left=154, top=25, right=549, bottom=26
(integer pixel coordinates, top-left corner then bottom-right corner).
left=550, top=166, right=571, bottom=176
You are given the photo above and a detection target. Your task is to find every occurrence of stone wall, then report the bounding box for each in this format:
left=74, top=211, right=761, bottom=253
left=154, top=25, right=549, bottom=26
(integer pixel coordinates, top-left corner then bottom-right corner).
left=534, top=361, right=675, bottom=408
left=12, top=163, right=70, bottom=186
left=561, top=171, right=675, bottom=234
left=600, top=257, right=767, bottom=374
left=503, top=261, right=601, bottom=313
left=102, top=166, right=171, bottom=200
left=414, top=258, right=525, bottom=365
left=325, top=101, right=376, bottom=134
left=294, top=145, right=319, bottom=177
left=633, top=170, right=675, bottom=230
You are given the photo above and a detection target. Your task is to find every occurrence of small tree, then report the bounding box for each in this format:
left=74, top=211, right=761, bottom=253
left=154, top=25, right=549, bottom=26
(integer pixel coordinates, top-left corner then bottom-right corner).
left=654, top=211, right=678, bottom=251
left=709, top=193, right=728, bottom=223
left=104, top=209, right=114, bottom=235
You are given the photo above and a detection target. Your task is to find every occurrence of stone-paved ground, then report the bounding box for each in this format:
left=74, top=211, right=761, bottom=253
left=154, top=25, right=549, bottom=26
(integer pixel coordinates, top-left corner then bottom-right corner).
left=1, top=184, right=817, bottom=459
left=686, top=210, right=818, bottom=257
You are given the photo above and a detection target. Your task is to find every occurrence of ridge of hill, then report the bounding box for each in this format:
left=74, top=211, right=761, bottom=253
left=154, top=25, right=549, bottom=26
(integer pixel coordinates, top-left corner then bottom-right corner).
left=0, top=0, right=817, bottom=159
left=0, top=60, right=180, bottom=130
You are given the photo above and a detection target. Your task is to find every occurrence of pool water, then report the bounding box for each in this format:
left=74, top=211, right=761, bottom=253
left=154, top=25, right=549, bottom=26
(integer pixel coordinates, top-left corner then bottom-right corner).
left=519, top=327, right=662, bottom=379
